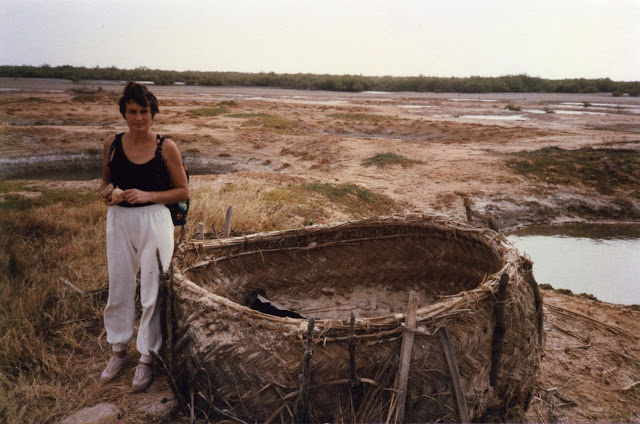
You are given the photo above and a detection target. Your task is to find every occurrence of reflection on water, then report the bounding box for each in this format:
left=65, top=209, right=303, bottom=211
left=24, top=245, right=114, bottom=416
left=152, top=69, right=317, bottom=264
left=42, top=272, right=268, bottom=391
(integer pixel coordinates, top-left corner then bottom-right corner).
left=508, top=224, right=640, bottom=305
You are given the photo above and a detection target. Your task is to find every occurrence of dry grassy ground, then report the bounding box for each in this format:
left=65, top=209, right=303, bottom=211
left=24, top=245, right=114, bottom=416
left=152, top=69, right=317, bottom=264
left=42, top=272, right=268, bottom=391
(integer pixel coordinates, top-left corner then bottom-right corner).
left=1, top=78, right=639, bottom=423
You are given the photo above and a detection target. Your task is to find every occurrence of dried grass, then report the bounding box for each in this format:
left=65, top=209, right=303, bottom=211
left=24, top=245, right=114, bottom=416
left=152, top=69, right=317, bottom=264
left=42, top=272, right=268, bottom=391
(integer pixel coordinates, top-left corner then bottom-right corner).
left=0, top=177, right=401, bottom=423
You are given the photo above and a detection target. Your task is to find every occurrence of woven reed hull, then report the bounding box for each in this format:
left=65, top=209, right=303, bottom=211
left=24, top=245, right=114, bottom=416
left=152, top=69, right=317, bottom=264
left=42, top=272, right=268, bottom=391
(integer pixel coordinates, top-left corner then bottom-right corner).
left=168, top=214, right=543, bottom=422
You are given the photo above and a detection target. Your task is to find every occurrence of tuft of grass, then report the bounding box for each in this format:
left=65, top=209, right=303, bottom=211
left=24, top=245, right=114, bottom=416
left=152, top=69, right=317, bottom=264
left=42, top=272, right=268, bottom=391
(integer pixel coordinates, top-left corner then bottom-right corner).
left=506, top=146, right=640, bottom=195
left=301, top=182, right=399, bottom=217
left=362, top=152, right=422, bottom=168
left=19, top=97, right=52, bottom=104
left=0, top=96, right=53, bottom=106
left=189, top=180, right=402, bottom=234
left=329, top=113, right=396, bottom=122
left=0, top=188, right=99, bottom=211
left=505, top=103, right=521, bottom=111
left=71, top=93, right=106, bottom=103
left=227, top=113, right=271, bottom=119
left=190, top=182, right=307, bottom=232
left=241, top=114, right=297, bottom=129
left=191, top=107, right=229, bottom=117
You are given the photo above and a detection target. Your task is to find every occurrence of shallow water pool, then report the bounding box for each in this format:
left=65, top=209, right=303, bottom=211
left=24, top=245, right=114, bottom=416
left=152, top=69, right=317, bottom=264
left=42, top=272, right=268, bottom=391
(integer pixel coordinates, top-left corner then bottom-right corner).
left=508, top=224, right=640, bottom=305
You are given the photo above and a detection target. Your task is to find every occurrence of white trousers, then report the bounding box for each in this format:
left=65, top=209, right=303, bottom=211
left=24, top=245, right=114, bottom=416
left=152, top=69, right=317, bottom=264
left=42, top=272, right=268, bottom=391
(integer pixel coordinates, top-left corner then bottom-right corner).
left=104, top=204, right=174, bottom=363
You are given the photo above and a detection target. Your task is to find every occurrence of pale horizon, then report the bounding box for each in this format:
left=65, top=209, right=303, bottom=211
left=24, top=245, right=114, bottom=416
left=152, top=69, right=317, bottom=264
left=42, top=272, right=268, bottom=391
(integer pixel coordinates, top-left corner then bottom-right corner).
left=2, top=0, right=639, bottom=82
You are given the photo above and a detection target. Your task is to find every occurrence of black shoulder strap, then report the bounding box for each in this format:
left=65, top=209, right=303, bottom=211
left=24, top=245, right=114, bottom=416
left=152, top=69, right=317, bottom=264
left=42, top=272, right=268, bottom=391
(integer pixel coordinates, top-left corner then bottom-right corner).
left=108, top=133, right=124, bottom=165
left=156, top=134, right=165, bottom=159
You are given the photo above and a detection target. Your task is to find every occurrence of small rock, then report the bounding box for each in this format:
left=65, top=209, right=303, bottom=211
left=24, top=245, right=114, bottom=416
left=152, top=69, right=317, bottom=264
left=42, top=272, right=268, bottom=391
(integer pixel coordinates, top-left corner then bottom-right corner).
left=130, top=385, right=177, bottom=418
left=61, top=403, right=120, bottom=424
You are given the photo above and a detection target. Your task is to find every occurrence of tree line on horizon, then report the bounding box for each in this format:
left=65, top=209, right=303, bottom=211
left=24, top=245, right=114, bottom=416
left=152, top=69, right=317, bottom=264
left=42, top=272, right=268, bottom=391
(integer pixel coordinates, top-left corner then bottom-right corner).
left=1, top=64, right=638, bottom=96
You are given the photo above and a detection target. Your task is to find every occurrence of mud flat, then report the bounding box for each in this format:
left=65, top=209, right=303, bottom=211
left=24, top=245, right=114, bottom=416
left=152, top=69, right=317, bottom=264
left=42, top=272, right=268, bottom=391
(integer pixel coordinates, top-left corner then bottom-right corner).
left=2, top=78, right=640, bottom=230
left=2, top=78, right=640, bottom=422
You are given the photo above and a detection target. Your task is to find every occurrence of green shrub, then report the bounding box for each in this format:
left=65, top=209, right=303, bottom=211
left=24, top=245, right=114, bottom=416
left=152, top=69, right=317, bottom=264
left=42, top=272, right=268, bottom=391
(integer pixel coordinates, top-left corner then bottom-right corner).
left=71, top=94, right=101, bottom=103
left=228, top=113, right=271, bottom=118
left=362, top=152, right=422, bottom=168
left=242, top=114, right=297, bottom=129
left=191, top=107, right=228, bottom=117
left=1, top=65, right=638, bottom=95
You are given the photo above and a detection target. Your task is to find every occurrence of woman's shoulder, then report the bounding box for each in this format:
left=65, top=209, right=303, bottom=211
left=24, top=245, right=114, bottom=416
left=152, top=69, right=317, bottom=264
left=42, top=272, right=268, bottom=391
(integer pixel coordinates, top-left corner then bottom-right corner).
left=158, top=136, right=181, bottom=157
left=103, top=133, right=125, bottom=148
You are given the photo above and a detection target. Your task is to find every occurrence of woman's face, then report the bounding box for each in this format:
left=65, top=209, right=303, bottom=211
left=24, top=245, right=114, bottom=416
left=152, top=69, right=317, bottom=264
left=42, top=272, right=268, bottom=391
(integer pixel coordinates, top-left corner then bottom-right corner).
left=125, top=101, right=153, bottom=134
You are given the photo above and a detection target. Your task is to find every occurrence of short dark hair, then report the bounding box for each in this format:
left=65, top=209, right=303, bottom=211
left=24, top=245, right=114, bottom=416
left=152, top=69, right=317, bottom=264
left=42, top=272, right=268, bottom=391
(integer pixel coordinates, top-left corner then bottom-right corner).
left=118, top=82, right=160, bottom=119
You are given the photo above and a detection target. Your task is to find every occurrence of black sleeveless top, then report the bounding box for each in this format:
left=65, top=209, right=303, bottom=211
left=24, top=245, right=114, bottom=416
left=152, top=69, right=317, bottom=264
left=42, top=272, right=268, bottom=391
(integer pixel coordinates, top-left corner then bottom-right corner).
left=108, top=133, right=172, bottom=207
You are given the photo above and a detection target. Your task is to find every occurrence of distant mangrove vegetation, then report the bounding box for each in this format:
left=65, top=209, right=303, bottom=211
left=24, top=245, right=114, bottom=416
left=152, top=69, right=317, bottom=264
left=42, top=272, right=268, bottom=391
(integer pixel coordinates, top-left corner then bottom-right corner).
left=1, top=64, right=638, bottom=96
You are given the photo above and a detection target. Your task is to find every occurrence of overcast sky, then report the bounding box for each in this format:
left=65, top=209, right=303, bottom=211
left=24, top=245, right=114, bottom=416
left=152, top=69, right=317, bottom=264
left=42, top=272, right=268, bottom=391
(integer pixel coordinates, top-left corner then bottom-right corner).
left=1, top=0, right=639, bottom=81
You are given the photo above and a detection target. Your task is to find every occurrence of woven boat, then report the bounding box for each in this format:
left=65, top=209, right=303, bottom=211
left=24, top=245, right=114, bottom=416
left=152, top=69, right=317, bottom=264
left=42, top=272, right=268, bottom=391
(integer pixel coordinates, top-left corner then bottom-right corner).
left=163, top=214, right=544, bottom=422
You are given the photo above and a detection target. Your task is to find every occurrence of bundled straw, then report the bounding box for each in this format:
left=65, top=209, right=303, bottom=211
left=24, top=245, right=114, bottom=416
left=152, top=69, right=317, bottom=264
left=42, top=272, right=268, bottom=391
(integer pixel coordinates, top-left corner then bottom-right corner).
left=164, top=214, right=543, bottom=422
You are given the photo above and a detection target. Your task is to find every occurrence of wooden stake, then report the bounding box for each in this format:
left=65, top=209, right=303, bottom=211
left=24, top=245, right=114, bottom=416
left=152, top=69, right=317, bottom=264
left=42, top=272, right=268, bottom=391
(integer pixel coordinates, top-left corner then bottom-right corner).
left=486, top=214, right=499, bottom=232
left=296, top=318, right=315, bottom=423
left=150, top=350, right=186, bottom=406
left=348, top=312, right=363, bottom=414
left=166, top=261, right=175, bottom=370
left=463, top=197, right=473, bottom=223
left=437, top=327, right=470, bottom=424
left=223, top=206, right=233, bottom=238
left=190, top=387, right=195, bottom=424
left=198, top=222, right=204, bottom=240
left=490, top=273, right=509, bottom=386
left=395, top=290, right=418, bottom=423
left=155, top=248, right=163, bottom=272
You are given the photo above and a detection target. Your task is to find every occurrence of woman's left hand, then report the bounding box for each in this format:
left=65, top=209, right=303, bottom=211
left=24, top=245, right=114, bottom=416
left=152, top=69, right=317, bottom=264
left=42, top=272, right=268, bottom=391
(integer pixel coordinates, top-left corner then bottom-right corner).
left=122, top=189, right=153, bottom=204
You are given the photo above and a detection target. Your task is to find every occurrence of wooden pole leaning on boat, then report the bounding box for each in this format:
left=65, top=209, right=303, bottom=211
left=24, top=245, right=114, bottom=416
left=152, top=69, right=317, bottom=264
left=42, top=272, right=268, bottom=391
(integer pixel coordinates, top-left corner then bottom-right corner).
left=154, top=248, right=182, bottom=404
left=296, top=318, right=315, bottom=423
left=393, top=290, right=418, bottom=423
left=490, top=273, right=509, bottom=386
left=348, top=312, right=363, bottom=413
left=437, top=327, right=470, bottom=424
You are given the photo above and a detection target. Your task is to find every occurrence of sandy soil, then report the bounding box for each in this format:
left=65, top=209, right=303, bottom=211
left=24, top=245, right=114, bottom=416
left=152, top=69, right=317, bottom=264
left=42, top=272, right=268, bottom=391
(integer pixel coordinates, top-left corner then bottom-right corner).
left=2, top=78, right=640, bottom=230
left=1, top=78, right=640, bottom=422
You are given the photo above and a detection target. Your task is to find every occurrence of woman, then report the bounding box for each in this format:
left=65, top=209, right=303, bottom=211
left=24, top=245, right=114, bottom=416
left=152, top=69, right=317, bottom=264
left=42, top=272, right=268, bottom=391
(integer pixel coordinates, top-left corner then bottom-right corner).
left=99, top=82, right=189, bottom=392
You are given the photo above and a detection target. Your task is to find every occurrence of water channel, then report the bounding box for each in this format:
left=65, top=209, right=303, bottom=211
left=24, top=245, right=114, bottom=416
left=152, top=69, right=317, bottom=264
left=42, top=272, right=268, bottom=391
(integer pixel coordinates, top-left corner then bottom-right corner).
left=507, top=223, right=640, bottom=305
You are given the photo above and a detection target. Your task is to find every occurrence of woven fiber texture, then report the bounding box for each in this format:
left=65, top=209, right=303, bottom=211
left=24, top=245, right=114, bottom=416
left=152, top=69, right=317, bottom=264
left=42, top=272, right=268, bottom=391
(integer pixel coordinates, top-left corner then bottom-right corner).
left=166, top=214, right=543, bottom=422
